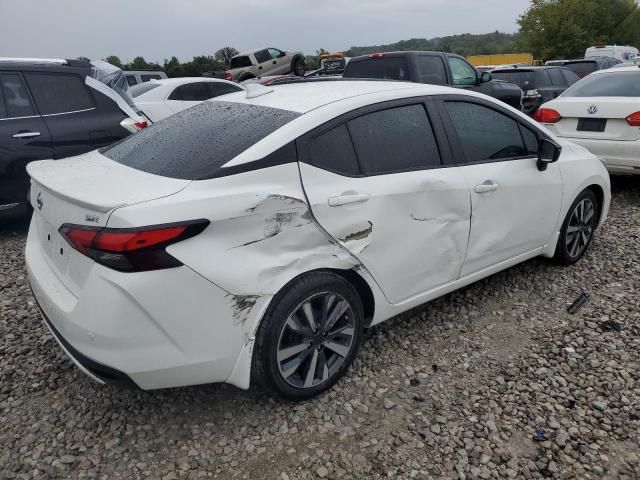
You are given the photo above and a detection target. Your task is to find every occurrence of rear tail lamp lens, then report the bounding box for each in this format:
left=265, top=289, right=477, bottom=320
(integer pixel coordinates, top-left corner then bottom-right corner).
left=625, top=111, right=640, bottom=127
left=534, top=108, right=562, bottom=124
left=368, top=53, right=385, bottom=59
left=120, top=117, right=148, bottom=133
left=59, top=220, right=209, bottom=272
left=225, top=70, right=232, bottom=81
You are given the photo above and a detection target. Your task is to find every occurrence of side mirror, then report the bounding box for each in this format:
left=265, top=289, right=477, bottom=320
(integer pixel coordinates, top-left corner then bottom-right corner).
left=480, top=71, right=492, bottom=83
left=278, top=51, right=286, bottom=58
left=537, top=138, right=561, bottom=171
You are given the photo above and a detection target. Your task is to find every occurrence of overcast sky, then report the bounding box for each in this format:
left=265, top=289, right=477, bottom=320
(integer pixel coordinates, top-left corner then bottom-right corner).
left=0, top=0, right=531, bottom=63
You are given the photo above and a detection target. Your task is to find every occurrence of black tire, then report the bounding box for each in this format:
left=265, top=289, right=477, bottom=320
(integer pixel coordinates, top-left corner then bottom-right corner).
left=252, top=272, right=364, bottom=400
left=292, top=57, right=305, bottom=77
left=553, top=188, right=599, bottom=265
left=239, top=73, right=256, bottom=82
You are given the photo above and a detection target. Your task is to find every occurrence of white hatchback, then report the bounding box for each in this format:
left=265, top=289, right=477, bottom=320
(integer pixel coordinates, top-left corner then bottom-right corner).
left=535, top=66, right=640, bottom=175
left=130, top=77, right=242, bottom=122
left=26, top=81, right=610, bottom=399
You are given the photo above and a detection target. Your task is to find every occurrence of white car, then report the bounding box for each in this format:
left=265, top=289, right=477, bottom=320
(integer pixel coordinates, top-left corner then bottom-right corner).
left=25, top=81, right=610, bottom=400
left=130, top=77, right=242, bottom=122
left=535, top=66, right=640, bottom=175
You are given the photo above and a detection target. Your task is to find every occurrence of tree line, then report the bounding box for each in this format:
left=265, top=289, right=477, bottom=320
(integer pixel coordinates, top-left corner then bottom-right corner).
left=100, top=0, right=640, bottom=76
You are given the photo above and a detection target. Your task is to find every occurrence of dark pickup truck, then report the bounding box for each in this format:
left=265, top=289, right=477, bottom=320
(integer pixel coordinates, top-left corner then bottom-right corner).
left=343, top=51, right=523, bottom=111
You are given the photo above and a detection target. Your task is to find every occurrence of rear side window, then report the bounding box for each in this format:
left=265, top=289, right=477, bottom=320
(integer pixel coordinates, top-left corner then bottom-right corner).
left=347, top=104, right=441, bottom=174
left=230, top=56, right=252, bottom=69
left=309, top=124, right=360, bottom=176
left=445, top=102, right=527, bottom=163
left=141, top=74, right=162, bottom=82
left=126, top=76, right=138, bottom=86
left=415, top=56, right=447, bottom=84
left=168, top=83, right=211, bottom=101
left=560, top=69, right=580, bottom=86
left=344, top=57, right=410, bottom=81
left=0, top=73, right=36, bottom=118
left=207, top=83, right=241, bottom=97
left=547, top=68, right=565, bottom=86
left=25, top=73, right=94, bottom=115
left=102, top=101, right=300, bottom=180
left=129, top=82, right=161, bottom=98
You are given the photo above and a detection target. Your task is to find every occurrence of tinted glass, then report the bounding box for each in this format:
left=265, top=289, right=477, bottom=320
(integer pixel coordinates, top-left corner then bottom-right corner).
left=561, top=71, right=640, bottom=97
left=207, top=83, right=241, bottom=97
left=230, top=56, right=252, bottom=68
left=560, top=69, right=580, bottom=86
left=169, top=83, right=211, bottom=101
left=0, top=73, right=35, bottom=118
left=25, top=73, right=94, bottom=115
left=141, top=74, right=162, bottom=82
left=547, top=68, right=565, bottom=86
left=564, top=61, right=598, bottom=77
left=521, top=126, right=539, bottom=155
left=347, top=104, right=441, bottom=174
left=491, top=71, right=536, bottom=89
left=102, top=101, right=300, bottom=180
left=447, top=57, right=477, bottom=85
left=343, top=57, right=410, bottom=81
left=129, top=82, right=161, bottom=98
left=126, top=76, right=138, bottom=86
left=415, top=56, right=447, bottom=84
left=268, top=48, right=283, bottom=59
left=310, top=124, right=359, bottom=176
left=445, top=102, right=526, bottom=163
left=254, top=50, right=271, bottom=64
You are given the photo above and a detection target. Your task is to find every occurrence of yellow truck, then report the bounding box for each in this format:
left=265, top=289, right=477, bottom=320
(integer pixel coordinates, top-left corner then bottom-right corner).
left=467, top=53, right=535, bottom=67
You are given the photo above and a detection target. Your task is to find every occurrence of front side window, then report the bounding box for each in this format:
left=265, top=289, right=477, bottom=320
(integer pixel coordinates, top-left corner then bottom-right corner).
left=347, top=104, right=441, bottom=174
left=447, top=57, right=477, bottom=86
left=445, top=101, right=527, bottom=163
left=343, top=57, right=410, bottom=81
left=268, top=48, right=283, bottom=59
left=309, top=124, right=360, bottom=176
left=25, top=73, right=94, bottom=115
left=521, top=126, right=539, bottom=155
left=415, top=56, right=447, bottom=85
left=0, top=73, right=35, bottom=119
left=102, top=101, right=300, bottom=180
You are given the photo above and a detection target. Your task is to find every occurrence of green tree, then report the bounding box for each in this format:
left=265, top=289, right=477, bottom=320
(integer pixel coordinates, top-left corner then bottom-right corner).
left=214, top=47, right=239, bottom=66
left=517, top=0, right=640, bottom=60
left=104, top=55, right=123, bottom=69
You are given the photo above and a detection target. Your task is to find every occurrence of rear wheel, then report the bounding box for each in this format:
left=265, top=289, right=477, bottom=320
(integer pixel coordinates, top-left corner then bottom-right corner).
left=252, top=272, right=363, bottom=400
left=553, top=189, right=598, bottom=265
left=292, top=58, right=305, bottom=77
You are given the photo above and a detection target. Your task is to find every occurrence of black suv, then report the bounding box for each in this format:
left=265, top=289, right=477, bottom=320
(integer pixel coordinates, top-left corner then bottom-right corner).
left=343, top=51, right=523, bottom=110
left=491, top=66, right=580, bottom=115
left=562, top=57, right=623, bottom=78
left=0, top=58, right=132, bottom=220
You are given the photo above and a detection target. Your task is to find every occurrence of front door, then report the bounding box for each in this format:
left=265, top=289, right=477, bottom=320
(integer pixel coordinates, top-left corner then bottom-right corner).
left=298, top=100, right=471, bottom=304
left=436, top=97, right=563, bottom=277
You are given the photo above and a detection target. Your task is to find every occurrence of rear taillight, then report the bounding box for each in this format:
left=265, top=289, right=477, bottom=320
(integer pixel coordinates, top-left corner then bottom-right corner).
left=368, top=53, right=384, bottom=59
left=59, top=220, right=209, bottom=272
left=225, top=70, right=232, bottom=81
left=120, top=117, right=148, bottom=133
left=534, top=108, right=562, bottom=124
left=625, top=111, right=640, bottom=127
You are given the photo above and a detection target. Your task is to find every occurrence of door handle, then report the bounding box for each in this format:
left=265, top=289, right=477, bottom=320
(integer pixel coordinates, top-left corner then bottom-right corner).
left=328, top=193, right=370, bottom=207
left=474, top=181, right=499, bottom=193
left=12, top=131, right=40, bottom=139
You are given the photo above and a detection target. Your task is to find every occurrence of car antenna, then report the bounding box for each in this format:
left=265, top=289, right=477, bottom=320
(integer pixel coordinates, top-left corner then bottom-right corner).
left=243, top=83, right=275, bottom=99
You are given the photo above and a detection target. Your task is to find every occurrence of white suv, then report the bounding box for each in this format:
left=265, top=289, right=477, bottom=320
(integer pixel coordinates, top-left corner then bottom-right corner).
left=225, top=47, right=305, bottom=82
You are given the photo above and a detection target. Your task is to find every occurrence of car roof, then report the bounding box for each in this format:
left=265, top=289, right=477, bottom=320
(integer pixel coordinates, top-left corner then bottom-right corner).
left=146, top=77, right=234, bottom=86
left=235, top=47, right=276, bottom=56
left=592, top=65, right=640, bottom=74
left=214, top=80, right=458, bottom=114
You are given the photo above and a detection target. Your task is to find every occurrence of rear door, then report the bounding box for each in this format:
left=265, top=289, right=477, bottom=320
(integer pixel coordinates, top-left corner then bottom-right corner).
left=436, top=96, right=562, bottom=277
left=298, top=99, right=471, bottom=304
left=24, top=71, right=119, bottom=158
left=0, top=72, right=53, bottom=210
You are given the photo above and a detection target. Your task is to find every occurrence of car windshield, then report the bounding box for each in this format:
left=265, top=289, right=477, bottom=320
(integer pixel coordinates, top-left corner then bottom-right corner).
left=491, top=70, right=537, bottom=89
left=564, top=61, right=598, bottom=77
left=129, top=82, right=161, bottom=98
left=230, top=56, right=252, bottom=69
left=344, top=57, right=410, bottom=81
left=562, top=71, right=640, bottom=97
left=101, top=101, right=300, bottom=180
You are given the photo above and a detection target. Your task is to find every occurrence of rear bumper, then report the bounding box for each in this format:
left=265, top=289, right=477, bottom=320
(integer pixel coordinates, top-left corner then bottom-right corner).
left=557, top=136, right=640, bottom=175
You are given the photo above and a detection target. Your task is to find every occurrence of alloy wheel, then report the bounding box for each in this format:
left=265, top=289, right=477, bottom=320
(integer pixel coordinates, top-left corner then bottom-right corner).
left=566, top=198, right=595, bottom=258
left=276, top=292, right=355, bottom=389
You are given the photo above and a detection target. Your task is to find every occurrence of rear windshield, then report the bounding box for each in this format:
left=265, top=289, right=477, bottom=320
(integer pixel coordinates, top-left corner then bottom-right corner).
left=562, top=71, right=640, bottom=97
left=102, top=101, right=300, bottom=180
left=230, top=56, right=252, bottom=69
left=129, top=82, right=161, bottom=98
left=491, top=71, right=536, bottom=89
left=344, top=57, right=410, bottom=81
left=564, top=61, right=597, bottom=75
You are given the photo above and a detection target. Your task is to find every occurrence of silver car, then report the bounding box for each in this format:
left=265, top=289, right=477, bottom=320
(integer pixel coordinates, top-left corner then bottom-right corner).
left=225, top=47, right=305, bottom=82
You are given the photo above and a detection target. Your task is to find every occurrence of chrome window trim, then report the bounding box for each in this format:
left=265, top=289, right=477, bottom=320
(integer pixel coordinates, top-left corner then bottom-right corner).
left=0, top=114, right=40, bottom=121
left=42, top=107, right=96, bottom=117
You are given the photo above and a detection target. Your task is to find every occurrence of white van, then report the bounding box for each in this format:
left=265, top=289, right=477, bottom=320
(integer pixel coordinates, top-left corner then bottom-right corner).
left=585, top=45, right=639, bottom=62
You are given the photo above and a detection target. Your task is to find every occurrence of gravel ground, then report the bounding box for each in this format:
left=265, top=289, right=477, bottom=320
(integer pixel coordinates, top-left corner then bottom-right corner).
left=1, top=177, right=639, bottom=480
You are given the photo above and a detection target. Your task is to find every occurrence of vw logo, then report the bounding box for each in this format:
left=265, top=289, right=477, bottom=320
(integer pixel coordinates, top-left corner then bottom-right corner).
left=36, top=192, right=43, bottom=210
left=587, top=105, right=599, bottom=115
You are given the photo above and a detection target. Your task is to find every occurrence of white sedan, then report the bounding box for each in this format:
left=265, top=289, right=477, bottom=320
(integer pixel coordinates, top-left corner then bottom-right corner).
left=535, top=65, right=640, bottom=175
left=130, top=77, right=242, bottom=122
left=25, top=81, right=610, bottom=400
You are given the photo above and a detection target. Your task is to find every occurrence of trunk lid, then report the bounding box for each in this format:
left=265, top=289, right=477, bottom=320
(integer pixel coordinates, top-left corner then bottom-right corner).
left=27, top=151, right=190, bottom=295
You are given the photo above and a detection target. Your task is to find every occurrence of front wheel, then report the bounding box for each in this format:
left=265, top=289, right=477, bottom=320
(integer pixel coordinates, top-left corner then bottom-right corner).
left=553, top=189, right=599, bottom=265
left=252, top=272, right=364, bottom=400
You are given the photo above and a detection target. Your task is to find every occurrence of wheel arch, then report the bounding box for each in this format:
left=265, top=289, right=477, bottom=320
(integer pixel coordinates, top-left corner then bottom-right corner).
left=586, top=183, right=605, bottom=226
